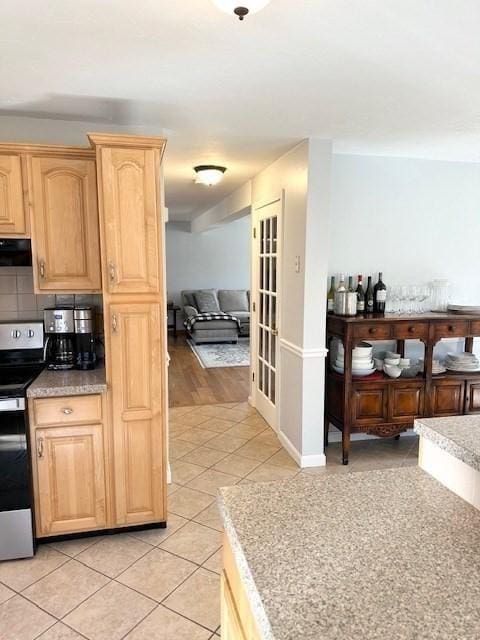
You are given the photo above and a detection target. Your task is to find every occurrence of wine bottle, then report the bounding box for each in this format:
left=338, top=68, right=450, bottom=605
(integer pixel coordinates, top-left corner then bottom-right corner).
left=356, top=274, right=365, bottom=314
left=365, top=276, right=374, bottom=315
left=348, top=276, right=354, bottom=293
left=374, top=272, right=387, bottom=314
left=334, top=273, right=347, bottom=315
left=327, top=276, right=335, bottom=313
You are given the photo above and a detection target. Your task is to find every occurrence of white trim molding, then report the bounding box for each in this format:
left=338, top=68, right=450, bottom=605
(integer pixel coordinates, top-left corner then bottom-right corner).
left=278, top=430, right=326, bottom=469
left=279, top=338, right=328, bottom=360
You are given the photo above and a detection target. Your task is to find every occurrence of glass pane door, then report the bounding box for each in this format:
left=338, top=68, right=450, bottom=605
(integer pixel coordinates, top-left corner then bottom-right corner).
left=258, top=214, right=278, bottom=407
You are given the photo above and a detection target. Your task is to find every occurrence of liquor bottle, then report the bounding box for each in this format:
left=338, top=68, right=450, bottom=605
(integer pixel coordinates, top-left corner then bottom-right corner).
left=365, top=276, right=374, bottom=315
left=334, top=273, right=347, bottom=315
left=348, top=276, right=354, bottom=293
left=374, top=272, right=387, bottom=314
left=327, top=276, right=335, bottom=314
left=356, top=274, right=365, bottom=314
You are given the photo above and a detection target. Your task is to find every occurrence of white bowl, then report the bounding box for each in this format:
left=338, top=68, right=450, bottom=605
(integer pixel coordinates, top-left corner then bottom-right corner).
left=374, top=357, right=384, bottom=371
left=385, top=357, right=401, bottom=366
left=352, top=360, right=375, bottom=370
left=386, top=351, right=401, bottom=359
left=399, top=358, right=410, bottom=367
left=384, top=364, right=402, bottom=378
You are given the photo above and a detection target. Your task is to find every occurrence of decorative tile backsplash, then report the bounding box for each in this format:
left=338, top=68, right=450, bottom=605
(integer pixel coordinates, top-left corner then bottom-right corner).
left=0, top=266, right=103, bottom=322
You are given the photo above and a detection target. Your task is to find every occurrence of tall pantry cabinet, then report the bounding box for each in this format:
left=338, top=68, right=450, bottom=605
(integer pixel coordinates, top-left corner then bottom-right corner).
left=89, top=134, right=168, bottom=527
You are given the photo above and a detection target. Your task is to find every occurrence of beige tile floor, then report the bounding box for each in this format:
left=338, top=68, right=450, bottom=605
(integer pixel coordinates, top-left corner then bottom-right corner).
left=0, top=401, right=419, bottom=640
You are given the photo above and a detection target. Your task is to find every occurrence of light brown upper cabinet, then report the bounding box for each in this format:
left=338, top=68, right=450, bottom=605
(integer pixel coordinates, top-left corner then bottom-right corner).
left=108, top=302, right=166, bottom=525
left=92, top=140, right=163, bottom=294
left=29, top=155, right=101, bottom=292
left=0, top=154, right=28, bottom=235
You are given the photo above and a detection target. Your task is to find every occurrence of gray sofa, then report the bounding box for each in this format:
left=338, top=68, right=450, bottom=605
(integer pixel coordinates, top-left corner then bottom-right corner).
left=182, top=289, right=250, bottom=344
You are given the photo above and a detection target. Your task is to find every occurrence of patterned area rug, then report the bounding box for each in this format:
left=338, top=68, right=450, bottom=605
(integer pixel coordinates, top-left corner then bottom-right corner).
left=187, top=338, right=250, bottom=368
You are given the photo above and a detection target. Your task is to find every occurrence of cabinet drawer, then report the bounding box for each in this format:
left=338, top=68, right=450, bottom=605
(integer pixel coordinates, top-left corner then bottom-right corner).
left=352, top=324, right=391, bottom=339
left=470, top=321, right=480, bottom=335
left=392, top=323, right=429, bottom=340
left=33, top=395, right=102, bottom=426
left=433, top=321, right=469, bottom=340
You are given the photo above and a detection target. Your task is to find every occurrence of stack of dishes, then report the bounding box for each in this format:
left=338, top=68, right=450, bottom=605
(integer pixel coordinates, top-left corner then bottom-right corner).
left=445, top=352, right=480, bottom=373
left=448, top=304, right=480, bottom=315
left=333, top=342, right=376, bottom=377
left=432, top=359, right=446, bottom=375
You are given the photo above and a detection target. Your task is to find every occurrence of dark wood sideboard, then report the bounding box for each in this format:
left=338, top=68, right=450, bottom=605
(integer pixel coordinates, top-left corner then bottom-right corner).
left=325, top=313, right=480, bottom=464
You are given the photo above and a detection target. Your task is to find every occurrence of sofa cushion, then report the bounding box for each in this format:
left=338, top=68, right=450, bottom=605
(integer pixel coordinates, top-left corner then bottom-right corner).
left=218, top=290, right=249, bottom=313
left=189, top=319, right=239, bottom=331
left=194, top=290, right=220, bottom=313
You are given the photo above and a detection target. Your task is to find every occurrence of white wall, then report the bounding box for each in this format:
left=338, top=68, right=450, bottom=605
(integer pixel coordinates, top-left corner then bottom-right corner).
left=329, top=153, right=480, bottom=364
left=330, top=154, right=480, bottom=303
left=166, top=217, right=251, bottom=327
left=251, top=139, right=332, bottom=466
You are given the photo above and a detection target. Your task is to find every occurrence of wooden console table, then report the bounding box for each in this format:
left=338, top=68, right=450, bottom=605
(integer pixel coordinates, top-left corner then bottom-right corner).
left=325, top=313, right=480, bottom=464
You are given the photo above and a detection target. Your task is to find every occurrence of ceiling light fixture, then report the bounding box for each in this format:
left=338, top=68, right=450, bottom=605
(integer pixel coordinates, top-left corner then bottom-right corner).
left=212, top=0, right=271, bottom=21
left=194, top=165, right=227, bottom=186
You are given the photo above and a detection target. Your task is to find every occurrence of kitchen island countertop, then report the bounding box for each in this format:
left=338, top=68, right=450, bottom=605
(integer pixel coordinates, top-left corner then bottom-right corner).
left=415, top=415, right=480, bottom=471
left=27, top=365, right=107, bottom=398
left=218, top=466, right=480, bottom=640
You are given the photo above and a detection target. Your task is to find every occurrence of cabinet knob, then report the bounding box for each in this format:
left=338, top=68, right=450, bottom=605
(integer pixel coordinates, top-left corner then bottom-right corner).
left=408, top=326, right=415, bottom=333
left=112, top=314, right=118, bottom=333
left=39, top=260, right=46, bottom=279
left=62, top=407, right=73, bottom=415
left=37, top=437, right=44, bottom=458
left=448, top=325, right=454, bottom=331
left=369, top=328, right=376, bottom=334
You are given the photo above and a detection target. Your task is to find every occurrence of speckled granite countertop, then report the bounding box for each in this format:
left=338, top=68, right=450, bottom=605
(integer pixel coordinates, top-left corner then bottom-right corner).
left=415, top=415, right=480, bottom=471
left=27, top=365, right=107, bottom=398
left=218, top=467, right=480, bottom=640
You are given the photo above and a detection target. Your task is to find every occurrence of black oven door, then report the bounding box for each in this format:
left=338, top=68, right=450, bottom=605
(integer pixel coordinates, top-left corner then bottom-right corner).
left=0, top=398, right=34, bottom=560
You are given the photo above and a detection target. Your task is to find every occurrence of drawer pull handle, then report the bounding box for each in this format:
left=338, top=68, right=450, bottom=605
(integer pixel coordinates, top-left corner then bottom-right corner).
left=62, top=407, right=73, bottom=415
left=448, top=325, right=454, bottom=331
left=37, top=437, right=44, bottom=458
left=408, top=326, right=415, bottom=333
left=39, top=260, right=46, bottom=279
left=369, top=328, right=376, bottom=334
left=109, top=261, right=116, bottom=283
left=112, top=314, right=118, bottom=333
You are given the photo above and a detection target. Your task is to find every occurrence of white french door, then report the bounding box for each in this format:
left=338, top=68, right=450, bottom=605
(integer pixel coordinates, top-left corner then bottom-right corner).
left=252, top=196, right=282, bottom=430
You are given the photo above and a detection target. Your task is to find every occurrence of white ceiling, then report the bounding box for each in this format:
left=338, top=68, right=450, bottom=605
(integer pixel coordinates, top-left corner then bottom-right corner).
left=2, top=0, right=480, bottom=220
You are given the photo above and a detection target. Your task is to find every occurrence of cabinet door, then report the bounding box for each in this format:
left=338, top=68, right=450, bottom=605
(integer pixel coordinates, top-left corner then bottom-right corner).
left=465, top=382, right=480, bottom=414
left=98, top=147, right=161, bottom=294
left=0, top=154, right=27, bottom=235
left=30, top=156, right=101, bottom=291
left=389, top=383, right=424, bottom=423
left=34, top=424, right=106, bottom=536
left=109, top=302, right=166, bottom=525
left=221, top=572, right=247, bottom=640
left=352, top=386, right=388, bottom=426
left=431, top=380, right=465, bottom=417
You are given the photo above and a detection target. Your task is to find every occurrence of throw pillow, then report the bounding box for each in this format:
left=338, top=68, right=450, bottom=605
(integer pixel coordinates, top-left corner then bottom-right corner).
left=218, top=290, right=249, bottom=312
left=194, top=290, right=220, bottom=313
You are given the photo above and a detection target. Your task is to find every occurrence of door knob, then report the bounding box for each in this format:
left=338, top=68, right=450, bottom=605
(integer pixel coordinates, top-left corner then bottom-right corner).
left=272, top=328, right=278, bottom=336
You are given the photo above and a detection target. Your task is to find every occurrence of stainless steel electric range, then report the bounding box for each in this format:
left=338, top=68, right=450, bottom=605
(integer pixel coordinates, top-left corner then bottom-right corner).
left=0, top=322, right=44, bottom=561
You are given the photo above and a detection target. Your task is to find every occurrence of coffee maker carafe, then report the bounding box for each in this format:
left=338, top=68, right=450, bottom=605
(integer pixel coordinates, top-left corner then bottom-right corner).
left=43, top=308, right=76, bottom=370
left=74, top=307, right=96, bottom=370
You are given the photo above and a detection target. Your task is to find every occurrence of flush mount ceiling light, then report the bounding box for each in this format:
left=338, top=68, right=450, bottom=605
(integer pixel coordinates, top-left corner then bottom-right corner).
left=194, top=165, right=227, bottom=186
left=212, top=0, right=271, bottom=21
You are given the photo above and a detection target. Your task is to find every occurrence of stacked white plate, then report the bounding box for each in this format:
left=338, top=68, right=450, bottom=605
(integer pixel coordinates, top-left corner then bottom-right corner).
left=334, top=342, right=376, bottom=376
left=432, top=359, right=446, bottom=375
left=448, top=304, right=480, bottom=315
left=445, top=352, right=480, bottom=373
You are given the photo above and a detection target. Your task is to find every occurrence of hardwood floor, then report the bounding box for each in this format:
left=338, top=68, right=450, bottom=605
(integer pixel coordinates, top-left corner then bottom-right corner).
left=168, top=334, right=251, bottom=406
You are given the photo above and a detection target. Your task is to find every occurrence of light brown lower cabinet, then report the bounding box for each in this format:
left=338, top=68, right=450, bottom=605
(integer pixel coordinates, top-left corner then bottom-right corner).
left=222, top=535, right=261, bottom=640
left=30, top=394, right=108, bottom=537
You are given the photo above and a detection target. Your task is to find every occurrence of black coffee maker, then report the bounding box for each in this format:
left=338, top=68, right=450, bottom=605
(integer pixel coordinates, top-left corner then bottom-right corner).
left=43, top=308, right=76, bottom=370
left=74, top=307, right=96, bottom=370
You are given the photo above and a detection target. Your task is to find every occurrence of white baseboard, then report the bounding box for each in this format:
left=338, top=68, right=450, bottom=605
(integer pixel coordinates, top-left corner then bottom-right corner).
left=278, top=430, right=326, bottom=469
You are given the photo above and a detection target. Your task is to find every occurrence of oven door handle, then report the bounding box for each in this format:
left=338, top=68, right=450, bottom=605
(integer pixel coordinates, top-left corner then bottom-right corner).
left=0, top=398, right=26, bottom=412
